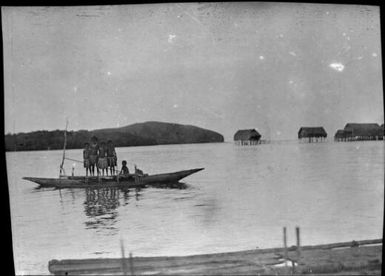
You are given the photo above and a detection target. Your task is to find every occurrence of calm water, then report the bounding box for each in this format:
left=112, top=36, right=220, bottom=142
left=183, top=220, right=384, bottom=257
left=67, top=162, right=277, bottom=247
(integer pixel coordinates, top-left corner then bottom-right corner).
left=7, top=141, right=384, bottom=275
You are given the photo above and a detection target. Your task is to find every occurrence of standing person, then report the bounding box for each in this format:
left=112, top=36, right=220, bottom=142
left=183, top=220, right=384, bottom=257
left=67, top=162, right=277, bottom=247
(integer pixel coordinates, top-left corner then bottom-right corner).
left=89, top=136, right=99, bottom=176
left=107, top=140, right=117, bottom=175
left=97, top=141, right=108, bottom=176
left=83, top=143, right=91, bottom=177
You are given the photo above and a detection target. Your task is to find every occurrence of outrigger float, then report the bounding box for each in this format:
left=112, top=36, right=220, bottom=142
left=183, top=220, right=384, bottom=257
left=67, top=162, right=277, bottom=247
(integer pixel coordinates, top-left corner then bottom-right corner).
left=22, top=120, right=204, bottom=189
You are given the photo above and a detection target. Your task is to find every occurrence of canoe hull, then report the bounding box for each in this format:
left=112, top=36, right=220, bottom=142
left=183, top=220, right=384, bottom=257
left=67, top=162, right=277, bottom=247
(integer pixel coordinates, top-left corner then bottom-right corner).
left=23, top=168, right=204, bottom=189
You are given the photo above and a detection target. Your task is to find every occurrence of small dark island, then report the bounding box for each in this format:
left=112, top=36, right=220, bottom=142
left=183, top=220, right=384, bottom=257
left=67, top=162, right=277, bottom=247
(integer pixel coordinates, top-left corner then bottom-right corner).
left=5, top=121, right=224, bottom=151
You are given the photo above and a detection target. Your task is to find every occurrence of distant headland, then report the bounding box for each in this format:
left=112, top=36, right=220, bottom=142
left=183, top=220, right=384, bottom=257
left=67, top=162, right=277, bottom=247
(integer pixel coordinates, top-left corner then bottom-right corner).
left=4, top=121, right=224, bottom=151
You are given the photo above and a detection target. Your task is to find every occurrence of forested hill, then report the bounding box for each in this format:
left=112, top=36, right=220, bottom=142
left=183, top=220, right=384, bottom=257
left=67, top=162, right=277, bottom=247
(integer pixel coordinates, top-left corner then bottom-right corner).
left=5, top=121, right=224, bottom=151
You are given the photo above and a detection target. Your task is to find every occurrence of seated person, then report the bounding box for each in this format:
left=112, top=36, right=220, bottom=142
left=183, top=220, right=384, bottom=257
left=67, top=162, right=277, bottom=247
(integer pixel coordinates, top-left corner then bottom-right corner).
left=120, top=160, right=129, bottom=175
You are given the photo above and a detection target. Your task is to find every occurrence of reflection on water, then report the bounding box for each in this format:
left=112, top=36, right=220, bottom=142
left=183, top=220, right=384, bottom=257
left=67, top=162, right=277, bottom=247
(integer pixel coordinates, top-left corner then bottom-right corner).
left=84, top=188, right=120, bottom=233
left=83, top=184, right=188, bottom=233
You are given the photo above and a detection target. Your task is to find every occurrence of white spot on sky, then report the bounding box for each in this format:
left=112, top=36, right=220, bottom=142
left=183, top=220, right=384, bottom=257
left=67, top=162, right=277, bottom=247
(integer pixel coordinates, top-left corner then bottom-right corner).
left=173, top=104, right=178, bottom=108
left=326, top=11, right=330, bottom=15
left=372, top=52, right=378, bottom=57
left=329, top=62, right=345, bottom=72
left=342, top=32, right=346, bottom=36
left=107, top=71, right=112, bottom=76
left=346, top=36, right=350, bottom=41
left=357, top=56, right=363, bottom=60
left=168, top=34, right=176, bottom=43
left=73, top=86, right=78, bottom=92
left=259, top=55, right=264, bottom=60
left=289, top=80, right=294, bottom=84
left=289, top=51, right=296, bottom=56
left=276, top=130, right=281, bottom=136
left=277, top=34, right=284, bottom=38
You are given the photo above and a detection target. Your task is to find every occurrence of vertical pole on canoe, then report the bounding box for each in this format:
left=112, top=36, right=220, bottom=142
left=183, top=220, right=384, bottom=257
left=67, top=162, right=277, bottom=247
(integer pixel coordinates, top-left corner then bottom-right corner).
left=129, top=252, right=134, bottom=275
left=283, top=227, right=288, bottom=268
left=120, top=239, right=127, bottom=275
left=59, top=119, right=69, bottom=177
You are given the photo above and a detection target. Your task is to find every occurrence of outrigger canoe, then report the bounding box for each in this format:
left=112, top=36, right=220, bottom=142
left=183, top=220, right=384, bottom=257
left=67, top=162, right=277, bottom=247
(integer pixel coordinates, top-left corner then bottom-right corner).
left=23, top=168, right=204, bottom=189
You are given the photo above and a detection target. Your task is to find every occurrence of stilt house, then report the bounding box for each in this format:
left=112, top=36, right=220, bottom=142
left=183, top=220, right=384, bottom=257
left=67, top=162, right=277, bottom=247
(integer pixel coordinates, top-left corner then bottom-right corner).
left=342, top=123, right=383, bottom=141
left=298, top=127, right=327, bottom=142
left=234, top=129, right=261, bottom=145
left=334, top=129, right=349, bottom=141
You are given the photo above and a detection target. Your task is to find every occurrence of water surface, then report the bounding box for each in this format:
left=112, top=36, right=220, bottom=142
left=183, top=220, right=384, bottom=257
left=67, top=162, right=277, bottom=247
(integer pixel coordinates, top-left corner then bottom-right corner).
left=7, top=141, right=384, bottom=274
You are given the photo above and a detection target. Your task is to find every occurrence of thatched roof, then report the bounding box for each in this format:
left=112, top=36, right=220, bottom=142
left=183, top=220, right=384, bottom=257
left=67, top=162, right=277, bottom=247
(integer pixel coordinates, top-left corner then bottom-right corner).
left=334, top=129, right=348, bottom=138
left=343, top=123, right=382, bottom=137
left=234, top=129, right=261, bottom=141
left=298, top=127, right=327, bottom=138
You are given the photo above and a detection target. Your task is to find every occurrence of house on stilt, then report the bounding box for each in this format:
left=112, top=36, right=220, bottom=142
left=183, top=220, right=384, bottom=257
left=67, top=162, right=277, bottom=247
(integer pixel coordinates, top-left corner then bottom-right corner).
left=334, top=129, right=350, bottom=142
left=298, top=127, right=327, bottom=143
left=234, top=129, right=261, bottom=145
left=338, top=123, right=383, bottom=141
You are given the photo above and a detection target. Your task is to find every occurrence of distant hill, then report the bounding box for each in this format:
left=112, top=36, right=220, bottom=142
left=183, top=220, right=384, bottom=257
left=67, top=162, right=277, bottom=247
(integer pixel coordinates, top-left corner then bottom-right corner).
left=5, top=121, right=224, bottom=151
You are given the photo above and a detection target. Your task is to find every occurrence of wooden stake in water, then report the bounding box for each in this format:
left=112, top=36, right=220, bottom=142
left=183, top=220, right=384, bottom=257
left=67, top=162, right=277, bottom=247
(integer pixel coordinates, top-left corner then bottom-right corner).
left=120, top=239, right=127, bottom=275
left=129, top=252, right=134, bottom=275
left=283, top=227, right=288, bottom=267
left=296, top=226, right=301, bottom=258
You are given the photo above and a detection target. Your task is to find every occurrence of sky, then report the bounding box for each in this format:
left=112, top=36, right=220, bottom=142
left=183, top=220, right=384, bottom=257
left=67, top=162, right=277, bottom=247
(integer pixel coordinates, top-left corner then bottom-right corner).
left=2, top=3, right=383, bottom=141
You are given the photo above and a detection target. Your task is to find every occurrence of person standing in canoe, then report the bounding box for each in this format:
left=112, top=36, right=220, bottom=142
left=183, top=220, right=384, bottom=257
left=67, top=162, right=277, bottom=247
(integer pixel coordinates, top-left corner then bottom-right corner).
left=107, top=140, right=117, bottom=175
left=83, top=142, right=91, bottom=177
left=97, top=141, right=108, bottom=176
left=89, top=136, right=99, bottom=176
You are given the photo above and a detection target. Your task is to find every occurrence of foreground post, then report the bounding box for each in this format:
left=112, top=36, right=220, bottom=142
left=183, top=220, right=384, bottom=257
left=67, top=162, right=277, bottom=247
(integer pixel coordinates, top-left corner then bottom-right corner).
left=129, top=252, right=134, bottom=275
left=296, top=226, right=301, bottom=258
left=120, top=239, right=127, bottom=275
left=283, top=227, right=288, bottom=268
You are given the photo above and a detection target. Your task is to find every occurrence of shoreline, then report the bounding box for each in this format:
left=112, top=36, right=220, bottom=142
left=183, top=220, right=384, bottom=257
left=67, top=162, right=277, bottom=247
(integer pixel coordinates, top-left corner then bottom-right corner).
left=48, top=238, right=382, bottom=275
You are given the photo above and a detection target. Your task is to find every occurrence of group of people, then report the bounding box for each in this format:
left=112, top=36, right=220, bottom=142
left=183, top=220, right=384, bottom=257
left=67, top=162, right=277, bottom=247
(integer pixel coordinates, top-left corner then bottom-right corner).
left=83, top=136, right=129, bottom=177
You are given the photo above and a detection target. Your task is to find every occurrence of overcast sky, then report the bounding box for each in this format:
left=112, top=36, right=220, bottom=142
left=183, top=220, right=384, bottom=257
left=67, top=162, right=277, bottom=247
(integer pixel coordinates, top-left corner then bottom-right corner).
left=2, top=3, right=383, bottom=141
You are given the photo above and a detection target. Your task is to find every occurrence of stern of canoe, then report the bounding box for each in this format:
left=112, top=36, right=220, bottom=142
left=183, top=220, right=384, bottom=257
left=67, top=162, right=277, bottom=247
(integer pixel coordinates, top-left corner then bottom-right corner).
left=22, top=177, right=84, bottom=188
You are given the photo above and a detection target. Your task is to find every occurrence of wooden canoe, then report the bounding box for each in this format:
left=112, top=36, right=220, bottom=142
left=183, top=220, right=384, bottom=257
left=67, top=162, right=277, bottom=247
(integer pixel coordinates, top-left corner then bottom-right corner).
left=23, top=168, right=204, bottom=189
